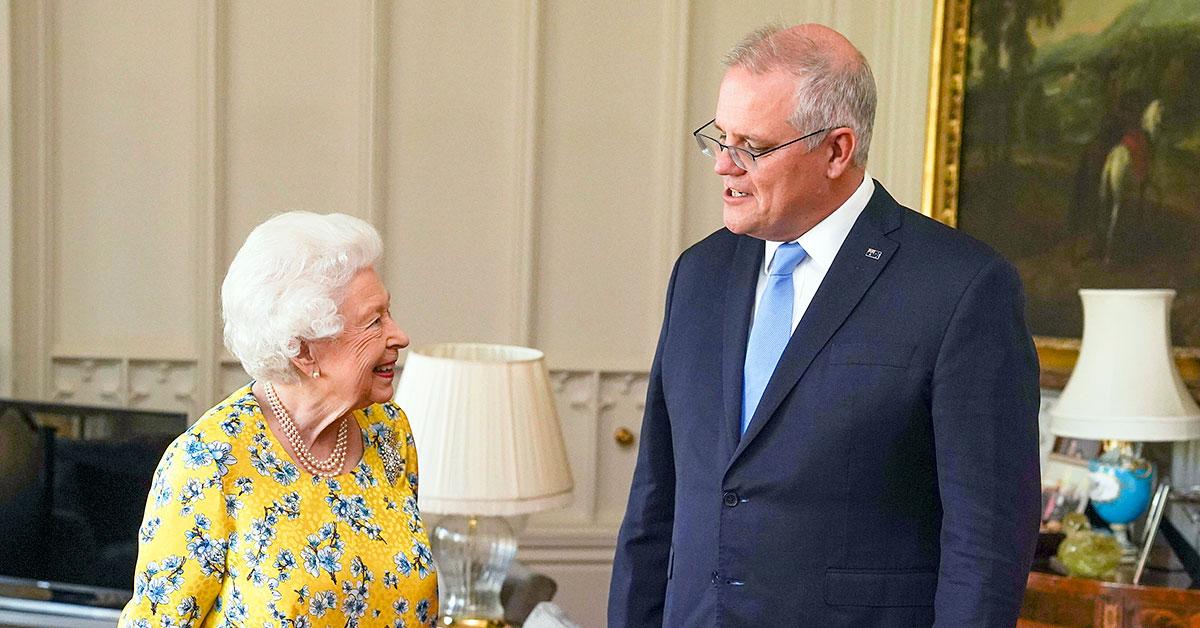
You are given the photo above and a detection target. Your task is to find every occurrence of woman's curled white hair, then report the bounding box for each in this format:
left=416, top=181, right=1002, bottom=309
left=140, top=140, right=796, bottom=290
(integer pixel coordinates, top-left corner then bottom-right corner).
left=222, top=211, right=383, bottom=384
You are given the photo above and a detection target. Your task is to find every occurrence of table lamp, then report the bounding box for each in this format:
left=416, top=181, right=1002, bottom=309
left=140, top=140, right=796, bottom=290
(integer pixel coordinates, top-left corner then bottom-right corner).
left=1048, top=289, right=1200, bottom=561
left=396, top=343, right=574, bottom=627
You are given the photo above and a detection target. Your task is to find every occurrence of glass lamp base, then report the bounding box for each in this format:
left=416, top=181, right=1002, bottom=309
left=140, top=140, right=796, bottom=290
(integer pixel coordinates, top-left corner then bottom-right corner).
left=432, top=515, right=517, bottom=628
left=442, top=618, right=509, bottom=628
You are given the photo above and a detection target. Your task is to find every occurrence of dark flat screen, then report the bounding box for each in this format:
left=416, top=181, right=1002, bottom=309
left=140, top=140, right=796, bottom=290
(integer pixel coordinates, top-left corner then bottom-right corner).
left=0, top=400, right=186, bottom=605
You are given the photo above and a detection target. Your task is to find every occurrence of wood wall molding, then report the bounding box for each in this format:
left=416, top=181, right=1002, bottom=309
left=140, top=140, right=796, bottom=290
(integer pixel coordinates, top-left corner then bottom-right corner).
left=195, top=0, right=224, bottom=421
left=0, top=0, right=13, bottom=396
left=360, top=0, right=388, bottom=240
left=512, top=0, right=541, bottom=347
left=650, top=0, right=690, bottom=345
left=34, top=0, right=55, bottom=398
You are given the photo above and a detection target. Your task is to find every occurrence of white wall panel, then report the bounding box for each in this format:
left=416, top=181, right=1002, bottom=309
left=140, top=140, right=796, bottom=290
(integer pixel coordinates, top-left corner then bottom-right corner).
left=11, top=0, right=940, bottom=405
left=386, top=0, right=525, bottom=347
left=832, top=0, right=935, bottom=208
left=10, top=0, right=49, bottom=396
left=538, top=370, right=600, bottom=527
left=220, top=360, right=251, bottom=401
left=223, top=1, right=368, bottom=262
left=534, top=1, right=668, bottom=371
left=595, top=373, right=647, bottom=527
left=53, top=1, right=199, bottom=357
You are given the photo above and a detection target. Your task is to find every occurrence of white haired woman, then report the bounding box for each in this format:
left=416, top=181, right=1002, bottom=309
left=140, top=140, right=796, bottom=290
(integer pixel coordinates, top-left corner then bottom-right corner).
left=120, top=212, right=437, bottom=627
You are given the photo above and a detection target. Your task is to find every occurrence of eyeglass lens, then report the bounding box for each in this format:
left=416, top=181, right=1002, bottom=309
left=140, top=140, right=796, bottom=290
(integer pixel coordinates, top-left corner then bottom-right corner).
left=695, top=134, right=754, bottom=171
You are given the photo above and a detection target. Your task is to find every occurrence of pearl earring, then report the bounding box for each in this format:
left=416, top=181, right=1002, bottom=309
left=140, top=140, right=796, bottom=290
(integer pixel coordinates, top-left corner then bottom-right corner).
left=311, top=369, right=320, bottom=378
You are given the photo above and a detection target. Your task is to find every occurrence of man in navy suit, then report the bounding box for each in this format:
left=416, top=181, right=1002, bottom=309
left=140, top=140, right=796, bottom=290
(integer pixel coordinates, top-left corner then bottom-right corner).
left=609, top=23, right=1041, bottom=627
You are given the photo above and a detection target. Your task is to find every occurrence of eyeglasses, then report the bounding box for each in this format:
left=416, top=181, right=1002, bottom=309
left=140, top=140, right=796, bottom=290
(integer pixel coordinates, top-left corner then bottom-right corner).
left=692, top=118, right=835, bottom=172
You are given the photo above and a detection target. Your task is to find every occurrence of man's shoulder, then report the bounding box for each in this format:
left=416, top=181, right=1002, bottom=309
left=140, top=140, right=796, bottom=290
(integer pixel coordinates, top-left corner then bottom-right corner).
left=677, top=227, right=743, bottom=269
left=858, top=183, right=1019, bottom=296
left=891, top=202, right=1010, bottom=273
left=902, top=208, right=991, bottom=250
left=684, top=227, right=741, bottom=255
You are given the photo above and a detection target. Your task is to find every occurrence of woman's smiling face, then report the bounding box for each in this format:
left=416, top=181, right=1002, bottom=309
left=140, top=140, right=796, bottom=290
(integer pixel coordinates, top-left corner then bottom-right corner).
left=308, top=266, right=408, bottom=410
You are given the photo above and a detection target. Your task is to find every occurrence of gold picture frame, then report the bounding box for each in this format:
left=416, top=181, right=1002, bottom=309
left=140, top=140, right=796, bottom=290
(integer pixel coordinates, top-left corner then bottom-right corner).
left=921, top=0, right=1200, bottom=394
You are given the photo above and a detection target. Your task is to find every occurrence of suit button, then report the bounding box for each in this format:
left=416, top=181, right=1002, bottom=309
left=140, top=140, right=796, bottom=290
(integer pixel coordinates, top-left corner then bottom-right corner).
left=723, top=491, right=739, bottom=507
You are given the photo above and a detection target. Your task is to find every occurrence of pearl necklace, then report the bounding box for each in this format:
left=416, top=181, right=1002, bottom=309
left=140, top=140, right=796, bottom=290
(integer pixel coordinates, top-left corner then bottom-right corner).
left=263, top=381, right=350, bottom=478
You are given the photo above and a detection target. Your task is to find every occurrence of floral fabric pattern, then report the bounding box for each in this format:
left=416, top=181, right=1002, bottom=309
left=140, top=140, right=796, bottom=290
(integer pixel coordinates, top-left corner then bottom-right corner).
left=120, top=384, right=438, bottom=627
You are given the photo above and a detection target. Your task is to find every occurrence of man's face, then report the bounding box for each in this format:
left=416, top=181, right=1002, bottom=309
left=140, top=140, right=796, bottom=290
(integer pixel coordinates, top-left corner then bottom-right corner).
left=713, top=66, right=828, bottom=241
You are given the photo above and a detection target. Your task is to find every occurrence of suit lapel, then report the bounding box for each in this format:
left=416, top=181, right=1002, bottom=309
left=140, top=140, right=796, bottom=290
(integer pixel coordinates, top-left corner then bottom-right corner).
left=721, top=236, right=763, bottom=461
left=727, top=184, right=904, bottom=468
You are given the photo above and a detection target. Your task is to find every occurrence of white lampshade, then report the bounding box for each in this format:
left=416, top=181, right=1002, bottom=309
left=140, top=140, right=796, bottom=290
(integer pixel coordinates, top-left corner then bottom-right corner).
left=1049, top=289, right=1200, bottom=441
left=395, top=343, right=573, bottom=517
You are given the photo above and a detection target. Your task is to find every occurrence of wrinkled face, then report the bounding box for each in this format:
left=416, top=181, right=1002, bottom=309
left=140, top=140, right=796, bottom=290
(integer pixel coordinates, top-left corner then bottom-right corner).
left=714, top=66, right=829, bottom=241
left=310, top=266, right=408, bottom=410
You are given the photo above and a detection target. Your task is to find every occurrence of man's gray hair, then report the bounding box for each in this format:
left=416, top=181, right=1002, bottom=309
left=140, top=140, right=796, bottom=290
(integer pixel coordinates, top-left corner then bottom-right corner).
left=221, top=211, right=383, bottom=384
left=723, top=24, right=876, bottom=166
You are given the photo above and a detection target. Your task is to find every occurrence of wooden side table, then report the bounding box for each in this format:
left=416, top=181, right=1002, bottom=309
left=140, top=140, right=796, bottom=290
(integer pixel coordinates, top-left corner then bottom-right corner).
left=1019, top=571, right=1200, bottom=627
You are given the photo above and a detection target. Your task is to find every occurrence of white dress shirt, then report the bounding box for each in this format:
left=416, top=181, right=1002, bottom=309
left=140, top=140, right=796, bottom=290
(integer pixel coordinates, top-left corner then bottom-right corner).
left=751, top=174, right=876, bottom=333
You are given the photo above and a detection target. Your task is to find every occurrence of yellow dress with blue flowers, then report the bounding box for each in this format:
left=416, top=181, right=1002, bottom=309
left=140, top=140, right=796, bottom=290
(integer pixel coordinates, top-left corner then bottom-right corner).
left=119, top=383, right=438, bottom=628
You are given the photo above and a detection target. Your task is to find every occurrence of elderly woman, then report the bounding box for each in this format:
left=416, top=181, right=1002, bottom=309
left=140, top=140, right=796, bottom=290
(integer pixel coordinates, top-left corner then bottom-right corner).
left=121, top=212, right=437, bottom=627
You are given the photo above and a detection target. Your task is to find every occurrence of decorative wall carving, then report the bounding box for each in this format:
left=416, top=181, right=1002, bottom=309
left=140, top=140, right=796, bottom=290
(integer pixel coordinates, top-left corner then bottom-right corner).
left=51, top=358, right=196, bottom=414
left=48, top=354, right=647, bottom=542
left=52, top=358, right=123, bottom=406
left=128, top=360, right=196, bottom=411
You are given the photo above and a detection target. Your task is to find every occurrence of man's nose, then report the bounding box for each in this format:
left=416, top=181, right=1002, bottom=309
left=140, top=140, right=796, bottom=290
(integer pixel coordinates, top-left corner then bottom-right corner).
left=713, top=147, right=745, bottom=175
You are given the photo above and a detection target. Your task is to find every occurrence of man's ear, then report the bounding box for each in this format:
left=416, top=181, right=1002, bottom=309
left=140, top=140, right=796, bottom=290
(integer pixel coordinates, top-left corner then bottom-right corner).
left=825, top=128, right=857, bottom=179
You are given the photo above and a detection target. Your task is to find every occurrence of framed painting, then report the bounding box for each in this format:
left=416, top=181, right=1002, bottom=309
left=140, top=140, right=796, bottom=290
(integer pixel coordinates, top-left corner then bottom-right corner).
left=923, top=0, right=1200, bottom=393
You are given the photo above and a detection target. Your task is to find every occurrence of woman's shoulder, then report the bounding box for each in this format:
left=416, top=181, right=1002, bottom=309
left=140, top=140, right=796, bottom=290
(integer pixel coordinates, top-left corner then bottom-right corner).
left=157, top=383, right=260, bottom=475
left=185, top=383, right=262, bottom=442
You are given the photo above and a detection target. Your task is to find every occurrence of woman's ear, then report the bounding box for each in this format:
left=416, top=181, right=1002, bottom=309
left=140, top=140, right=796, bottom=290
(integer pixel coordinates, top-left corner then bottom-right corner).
left=290, top=340, right=320, bottom=379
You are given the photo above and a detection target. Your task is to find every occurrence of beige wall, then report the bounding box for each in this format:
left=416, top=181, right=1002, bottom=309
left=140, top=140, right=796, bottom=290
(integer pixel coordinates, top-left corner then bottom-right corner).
left=3, top=2, right=936, bottom=622
left=6, top=0, right=935, bottom=412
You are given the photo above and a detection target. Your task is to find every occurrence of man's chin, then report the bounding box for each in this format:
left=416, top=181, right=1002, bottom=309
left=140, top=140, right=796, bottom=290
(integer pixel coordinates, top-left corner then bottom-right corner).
left=722, top=212, right=752, bottom=236
left=723, top=214, right=763, bottom=238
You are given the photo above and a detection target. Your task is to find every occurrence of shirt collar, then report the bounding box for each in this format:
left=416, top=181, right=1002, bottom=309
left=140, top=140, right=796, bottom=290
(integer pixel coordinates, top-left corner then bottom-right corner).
left=762, top=173, right=875, bottom=274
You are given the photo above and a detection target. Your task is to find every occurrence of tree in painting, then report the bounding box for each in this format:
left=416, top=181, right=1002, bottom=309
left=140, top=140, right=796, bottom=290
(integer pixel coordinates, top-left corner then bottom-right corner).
left=958, top=0, right=1200, bottom=346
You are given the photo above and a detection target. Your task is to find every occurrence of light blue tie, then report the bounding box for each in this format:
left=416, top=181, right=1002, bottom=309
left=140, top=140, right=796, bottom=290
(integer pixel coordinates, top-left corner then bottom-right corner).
left=742, top=242, right=807, bottom=435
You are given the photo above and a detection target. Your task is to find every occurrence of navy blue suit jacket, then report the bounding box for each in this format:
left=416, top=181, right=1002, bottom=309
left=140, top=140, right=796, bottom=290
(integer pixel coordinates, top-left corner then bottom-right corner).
left=609, top=183, right=1041, bottom=627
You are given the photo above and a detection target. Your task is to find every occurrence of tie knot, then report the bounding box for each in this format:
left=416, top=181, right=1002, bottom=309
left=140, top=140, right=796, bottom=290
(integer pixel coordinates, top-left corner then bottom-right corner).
left=768, top=242, right=807, bottom=276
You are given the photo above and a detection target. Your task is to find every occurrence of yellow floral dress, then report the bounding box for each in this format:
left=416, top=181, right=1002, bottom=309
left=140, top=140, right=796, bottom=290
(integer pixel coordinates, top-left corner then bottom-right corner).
left=119, top=384, right=438, bottom=628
